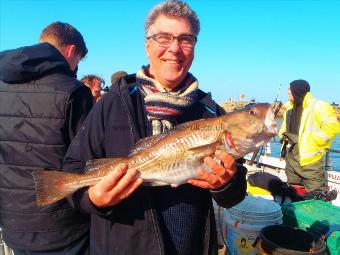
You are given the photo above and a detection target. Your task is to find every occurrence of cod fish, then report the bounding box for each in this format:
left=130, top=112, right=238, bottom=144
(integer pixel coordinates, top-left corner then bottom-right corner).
left=33, top=103, right=277, bottom=207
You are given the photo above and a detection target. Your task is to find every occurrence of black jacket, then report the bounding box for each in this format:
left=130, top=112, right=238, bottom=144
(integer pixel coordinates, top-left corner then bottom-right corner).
left=0, top=43, right=92, bottom=251
left=63, top=74, right=247, bottom=255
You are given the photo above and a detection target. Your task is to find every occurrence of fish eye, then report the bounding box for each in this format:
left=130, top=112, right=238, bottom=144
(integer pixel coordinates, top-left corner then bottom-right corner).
left=249, top=109, right=256, bottom=115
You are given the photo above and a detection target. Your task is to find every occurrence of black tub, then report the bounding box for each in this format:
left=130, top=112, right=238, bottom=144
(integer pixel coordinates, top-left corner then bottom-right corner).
left=255, top=224, right=327, bottom=255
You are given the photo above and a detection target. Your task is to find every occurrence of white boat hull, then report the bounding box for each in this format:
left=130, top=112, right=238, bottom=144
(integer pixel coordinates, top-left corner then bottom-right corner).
left=244, top=154, right=340, bottom=207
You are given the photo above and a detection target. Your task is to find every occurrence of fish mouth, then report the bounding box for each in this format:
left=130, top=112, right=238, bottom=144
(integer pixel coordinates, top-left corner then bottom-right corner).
left=264, top=107, right=278, bottom=136
left=250, top=135, right=271, bottom=149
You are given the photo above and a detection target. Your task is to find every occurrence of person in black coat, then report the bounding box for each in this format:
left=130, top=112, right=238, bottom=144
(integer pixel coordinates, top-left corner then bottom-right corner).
left=80, top=75, right=105, bottom=103
left=0, top=22, right=93, bottom=254
left=64, top=1, right=247, bottom=254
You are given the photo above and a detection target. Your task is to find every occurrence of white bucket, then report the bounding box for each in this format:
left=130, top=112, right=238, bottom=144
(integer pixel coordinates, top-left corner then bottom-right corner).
left=224, top=196, right=282, bottom=255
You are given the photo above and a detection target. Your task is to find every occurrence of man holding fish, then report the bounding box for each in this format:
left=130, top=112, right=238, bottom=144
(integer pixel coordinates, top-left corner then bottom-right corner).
left=33, top=1, right=277, bottom=254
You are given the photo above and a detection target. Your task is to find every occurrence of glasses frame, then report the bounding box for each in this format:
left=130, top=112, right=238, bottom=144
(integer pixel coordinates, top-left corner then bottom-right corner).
left=147, top=33, right=197, bottom=48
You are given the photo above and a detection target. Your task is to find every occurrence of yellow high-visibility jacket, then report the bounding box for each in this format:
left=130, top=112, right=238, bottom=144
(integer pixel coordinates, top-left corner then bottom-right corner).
left=279, top=92, right=340, bottom=166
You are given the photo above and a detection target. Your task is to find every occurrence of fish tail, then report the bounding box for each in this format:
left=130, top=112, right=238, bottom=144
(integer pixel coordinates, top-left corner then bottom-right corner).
left=32, top=170, right=86, bottom=207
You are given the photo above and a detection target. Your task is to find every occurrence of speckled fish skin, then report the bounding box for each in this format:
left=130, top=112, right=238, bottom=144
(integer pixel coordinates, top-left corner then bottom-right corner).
left=33, top=103, right=277, bottom=207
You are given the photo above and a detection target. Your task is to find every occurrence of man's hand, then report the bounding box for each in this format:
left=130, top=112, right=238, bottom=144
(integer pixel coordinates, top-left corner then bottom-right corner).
left=188, top=150, right=236, bottom=190
left=281, top=135, right=289, bottom=142
left=88, top=163, right=143, bottom=207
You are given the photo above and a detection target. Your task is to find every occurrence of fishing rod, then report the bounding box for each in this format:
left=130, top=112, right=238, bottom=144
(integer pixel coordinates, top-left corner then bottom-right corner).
left=274, top=83, right=282, bottom=103
left=248, top=84, right=283, bottom=166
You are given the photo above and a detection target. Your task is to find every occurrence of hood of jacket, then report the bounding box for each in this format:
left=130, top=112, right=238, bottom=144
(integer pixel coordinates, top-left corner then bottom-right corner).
left=0, top=42, right=75, bottom=84
left=284, top=92, right=313, bottom=111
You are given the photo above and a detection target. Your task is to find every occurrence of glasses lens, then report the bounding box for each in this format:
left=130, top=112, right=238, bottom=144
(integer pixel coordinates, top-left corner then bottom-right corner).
left=178, top=35, right=196, bottom=47
left=154, top=34, right=173, bottom=45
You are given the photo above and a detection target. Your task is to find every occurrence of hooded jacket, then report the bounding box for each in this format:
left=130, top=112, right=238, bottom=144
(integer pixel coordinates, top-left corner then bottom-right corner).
left=0, top=43, right=92, bottom=251
left=63, top=74, right=247, bottom=255
left=279, top=92, right=340, bottom=166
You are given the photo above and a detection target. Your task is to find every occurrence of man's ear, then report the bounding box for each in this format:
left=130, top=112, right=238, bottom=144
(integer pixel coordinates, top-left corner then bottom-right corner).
left=145, top=39, right=151, bottom=58
left=64, top=44, right=77, bottom=58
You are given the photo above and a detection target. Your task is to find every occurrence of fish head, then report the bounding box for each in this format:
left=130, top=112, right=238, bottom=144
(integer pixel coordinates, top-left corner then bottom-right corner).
left=221, top=103, right=278, bottom=157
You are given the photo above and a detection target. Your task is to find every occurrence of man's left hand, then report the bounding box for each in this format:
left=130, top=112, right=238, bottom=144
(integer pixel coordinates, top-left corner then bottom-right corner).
left=188, top=150, right=236, bottom=190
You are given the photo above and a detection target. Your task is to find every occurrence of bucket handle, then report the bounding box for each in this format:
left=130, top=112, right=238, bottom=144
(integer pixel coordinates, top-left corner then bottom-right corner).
left=309, top=237, right=326, bottom=253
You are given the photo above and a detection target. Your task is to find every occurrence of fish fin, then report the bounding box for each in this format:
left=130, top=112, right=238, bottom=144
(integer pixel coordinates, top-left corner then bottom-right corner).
left=84, top=158, right=124, bottom=173
left=32, top=170, right=83, bottom=208
left=130, top=134, right=168, bottom=155
left=188, top=143, right=218, bottom=156
left=130, top=119, right=207, bottom=155
left=173, top=119, right=206, bottom=131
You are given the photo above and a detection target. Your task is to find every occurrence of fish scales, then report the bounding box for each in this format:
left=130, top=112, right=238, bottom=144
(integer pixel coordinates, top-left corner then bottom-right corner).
left=32, top=103, right=278, bottom=207
left=97, top=133, right=204, bottom=184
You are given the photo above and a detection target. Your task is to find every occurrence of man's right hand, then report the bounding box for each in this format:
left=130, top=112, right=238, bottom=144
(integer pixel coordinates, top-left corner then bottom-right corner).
left=88, top=163, right=143, bottom=207
left=281, top=135, right=289, bottom=142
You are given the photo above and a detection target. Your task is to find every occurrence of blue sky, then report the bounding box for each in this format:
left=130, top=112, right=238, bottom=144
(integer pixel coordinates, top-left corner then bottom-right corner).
left=1, top=0, right=339, bottom=104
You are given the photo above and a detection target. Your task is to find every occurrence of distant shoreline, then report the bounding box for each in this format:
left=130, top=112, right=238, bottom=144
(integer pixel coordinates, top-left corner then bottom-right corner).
left=220, top=101, right=340, bottom=120
left=220, top=101, right=284, bottom=117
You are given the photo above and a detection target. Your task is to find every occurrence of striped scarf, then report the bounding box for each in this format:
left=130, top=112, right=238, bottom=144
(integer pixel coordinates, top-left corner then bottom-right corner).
left=137, top=66, right=199, bottom=135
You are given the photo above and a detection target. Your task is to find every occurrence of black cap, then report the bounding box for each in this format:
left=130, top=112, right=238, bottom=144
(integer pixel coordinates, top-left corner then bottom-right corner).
left=290, top=79, right=310, bottom=104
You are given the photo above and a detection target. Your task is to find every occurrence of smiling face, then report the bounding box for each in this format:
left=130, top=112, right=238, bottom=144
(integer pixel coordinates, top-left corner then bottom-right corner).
left=145, top=15, right=195, bottom=91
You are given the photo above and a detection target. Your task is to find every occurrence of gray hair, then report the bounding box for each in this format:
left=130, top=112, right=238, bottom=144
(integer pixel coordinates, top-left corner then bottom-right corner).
left=145, top=0, right=200, bottom=37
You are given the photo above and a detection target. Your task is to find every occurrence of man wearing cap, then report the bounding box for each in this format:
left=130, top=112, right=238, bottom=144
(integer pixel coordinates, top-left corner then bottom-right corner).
left=279, top=80, right=339, bottom=193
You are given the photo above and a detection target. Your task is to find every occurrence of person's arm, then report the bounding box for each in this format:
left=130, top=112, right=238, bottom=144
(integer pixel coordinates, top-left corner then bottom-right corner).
left=63, top=96, right=107, bottom=213
left=63, top=96, right=105, bottom=172
left=312, top=103, right=340, bottom=146
left=209, top=162, right=247, bottom=208
left=63, top=95, right=142, bottom=215
left=65, top=85, right=93, bottom=142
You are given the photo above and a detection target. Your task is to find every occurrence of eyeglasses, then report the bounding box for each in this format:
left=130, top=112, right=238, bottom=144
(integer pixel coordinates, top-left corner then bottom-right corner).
left=147, top=33, right=197, bottom=48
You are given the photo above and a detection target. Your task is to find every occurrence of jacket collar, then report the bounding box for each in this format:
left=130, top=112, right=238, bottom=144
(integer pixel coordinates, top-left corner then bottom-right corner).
left=284, top=92, right=313, bottom=110
left=196, top=90, right=219, bottom=116
left=303, top=92, right=313, bottom=108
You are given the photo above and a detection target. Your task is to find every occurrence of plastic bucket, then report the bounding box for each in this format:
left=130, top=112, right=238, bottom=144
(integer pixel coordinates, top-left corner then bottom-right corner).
left=224, top=196, right=282, bottom=255
left=255, top=224, right=327, bottom=255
